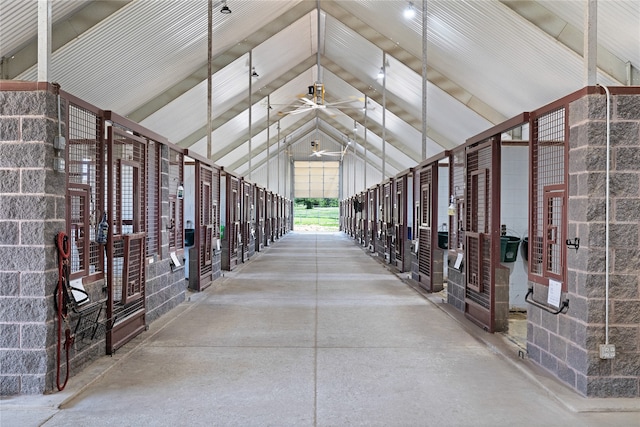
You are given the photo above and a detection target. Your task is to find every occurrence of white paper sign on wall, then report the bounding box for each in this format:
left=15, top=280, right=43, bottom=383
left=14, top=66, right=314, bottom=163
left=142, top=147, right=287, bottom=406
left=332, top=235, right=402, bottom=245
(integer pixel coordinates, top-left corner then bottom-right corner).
left=548, top=279, right=562, bottom=308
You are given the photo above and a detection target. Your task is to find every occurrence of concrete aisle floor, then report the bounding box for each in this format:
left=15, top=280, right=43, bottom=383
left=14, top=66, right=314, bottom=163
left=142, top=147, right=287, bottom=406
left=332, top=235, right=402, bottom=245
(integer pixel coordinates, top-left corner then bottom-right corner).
left=2, top=232, right=639, bottom=427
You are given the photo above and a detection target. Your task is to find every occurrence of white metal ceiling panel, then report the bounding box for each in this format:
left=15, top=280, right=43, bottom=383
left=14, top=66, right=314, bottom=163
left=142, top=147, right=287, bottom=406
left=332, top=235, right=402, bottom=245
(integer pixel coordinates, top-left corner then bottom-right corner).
left=336, top=0, right=423, bottom=59
left=424, top=1, right=620, bottom=116
left=540, top=0, right=640, bottom=68
left=0, top=0, right=90, bottom=56
left=141, top=53, right=250, bottom=143
left=252, top=10, right=315, bottom=86
left=17, top=1, right=209, bottom=111
left=16, top=1, right=302, bottom=112
left=324, top=14, right=383, bottom=85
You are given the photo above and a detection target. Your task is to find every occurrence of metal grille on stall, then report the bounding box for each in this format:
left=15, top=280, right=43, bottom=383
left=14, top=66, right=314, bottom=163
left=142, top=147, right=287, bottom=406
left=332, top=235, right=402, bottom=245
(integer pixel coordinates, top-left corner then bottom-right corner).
left=367, top=187, right=376, bottom=249
left=530, top=107, right=568, bottom=286
left=67, top=99, right=104, bottom=280
left=198, top=164, right=214, bottom=285
left=265, top=192, right=272, bottom=244
left=242, top=181, right=253, bottom=260
left=106, top=126, right=147, bottom=353
left=418, top=165, right=434, bottom=286
left=146, top=141, right=160, bottom=259
left=383, top=181, right=392, bottom=259
left=394, top=175, right=405, bottom=266
left=168, top=148, right=184, bottom=251
left=256, top=187, right=264, bottom=250
left=226, top=175, right=241, bottom=268
left=450, top=151, right=465, bottom=252
left=465, top=142, right=493, bottom=305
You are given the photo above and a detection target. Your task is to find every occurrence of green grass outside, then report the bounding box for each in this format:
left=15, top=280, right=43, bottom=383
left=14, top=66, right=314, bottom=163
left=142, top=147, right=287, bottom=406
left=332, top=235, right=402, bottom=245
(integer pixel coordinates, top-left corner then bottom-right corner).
left=293, top=206, right=340, bottom=230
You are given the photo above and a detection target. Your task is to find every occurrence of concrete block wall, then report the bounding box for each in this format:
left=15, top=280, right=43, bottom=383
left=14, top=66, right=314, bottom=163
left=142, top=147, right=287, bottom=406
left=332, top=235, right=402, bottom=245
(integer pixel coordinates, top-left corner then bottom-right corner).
left=146, top=144, right=186, bottom=324
left=446, top=263, right=465, bottom=312
left=527, top=93, right=640, bottom=397
left=0, top=86, right=196, bottom=395
left=0, top=87, right=64, bottom=394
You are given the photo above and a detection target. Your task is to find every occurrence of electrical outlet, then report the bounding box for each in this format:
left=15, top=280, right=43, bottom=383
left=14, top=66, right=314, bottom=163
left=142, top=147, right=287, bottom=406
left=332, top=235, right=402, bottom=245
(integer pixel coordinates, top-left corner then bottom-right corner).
left=599, top=344, right=616, bottom=359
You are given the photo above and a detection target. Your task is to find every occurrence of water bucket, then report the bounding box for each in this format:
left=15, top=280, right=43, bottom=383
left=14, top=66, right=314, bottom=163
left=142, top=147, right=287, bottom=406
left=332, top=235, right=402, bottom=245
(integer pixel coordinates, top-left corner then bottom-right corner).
left=500, top=235, right=521, bottom=262
left=437, top=231, right=448, bottom=249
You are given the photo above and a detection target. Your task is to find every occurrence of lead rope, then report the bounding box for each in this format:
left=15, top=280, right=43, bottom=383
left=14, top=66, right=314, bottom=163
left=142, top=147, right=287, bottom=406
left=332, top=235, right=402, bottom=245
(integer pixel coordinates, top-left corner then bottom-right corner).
left=55, top=232, right=72, bottom=391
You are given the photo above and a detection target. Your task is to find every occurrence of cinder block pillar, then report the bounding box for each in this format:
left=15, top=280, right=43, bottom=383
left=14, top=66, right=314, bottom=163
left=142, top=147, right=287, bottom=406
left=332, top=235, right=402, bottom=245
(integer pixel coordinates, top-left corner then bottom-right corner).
left=0, top=86, right=65, bottom=394
left=528, top=92, right=640, bottom=397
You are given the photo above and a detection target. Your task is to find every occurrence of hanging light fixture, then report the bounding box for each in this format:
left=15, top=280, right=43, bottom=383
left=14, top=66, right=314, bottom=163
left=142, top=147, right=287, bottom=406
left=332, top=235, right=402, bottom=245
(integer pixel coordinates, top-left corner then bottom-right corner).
left=403, top=2, right=416, bottom=19
left=251, top=67, right=259, bottom=78
left=220, top=0, right=231, bottom=14
left=377, top=67, right=385, bottom=79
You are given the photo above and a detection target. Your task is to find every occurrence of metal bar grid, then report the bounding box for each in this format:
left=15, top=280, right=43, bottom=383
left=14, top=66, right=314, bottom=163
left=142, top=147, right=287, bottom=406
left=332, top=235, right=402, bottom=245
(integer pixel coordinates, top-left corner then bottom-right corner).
left=450, top=150, right=465, bottom=251
left=465, top=143, right=493, bottom=310
left=146, top=140, right=160, bottom=258
left=200, top=165, right=213, bottom=275
left=67, top=103, right=103, bottom=278
left=168, top=148, right=184, bottom=250
left=418, top=166, right=432, bottom=278
left=530, top=107, right=567, bottom=283
left=107, top=128, right=147, bottom=337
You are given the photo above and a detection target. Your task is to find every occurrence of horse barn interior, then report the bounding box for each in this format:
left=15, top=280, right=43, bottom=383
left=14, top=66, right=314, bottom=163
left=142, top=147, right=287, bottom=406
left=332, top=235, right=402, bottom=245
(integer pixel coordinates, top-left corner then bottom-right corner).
left=1, top=0, right=640, bottom=418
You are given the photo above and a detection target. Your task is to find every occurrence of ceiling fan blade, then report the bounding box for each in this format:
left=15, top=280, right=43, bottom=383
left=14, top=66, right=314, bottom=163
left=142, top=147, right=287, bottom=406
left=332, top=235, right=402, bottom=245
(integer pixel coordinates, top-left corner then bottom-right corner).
left=326, top=99, right=359, bottom=107
left=278, top=107, right=313, bottom=116
left=300, top=97, right=318, bottom=107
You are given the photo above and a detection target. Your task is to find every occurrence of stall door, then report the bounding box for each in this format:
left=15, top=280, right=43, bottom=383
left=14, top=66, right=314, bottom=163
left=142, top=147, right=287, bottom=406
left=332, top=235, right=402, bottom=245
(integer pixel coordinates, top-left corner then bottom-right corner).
left=196, top=163, right=215, bottom=289
left=256, top=187, right=264, bottom=251
left=106, top=127, right=147, bottom=354
left=464, top=141, right=498, bottom=331
left=367, top=188, right=376, bottom=250
left=241, top=182, right=250, bottom=262
left=265, top=192, right=272, bottom=245
left=394, top=176, right=407, bottom=269
left=417, top=165, right=436, bottom=290
left=383, top=182, right=392, bottom=260
left=228, top=176, right=240, bottom=268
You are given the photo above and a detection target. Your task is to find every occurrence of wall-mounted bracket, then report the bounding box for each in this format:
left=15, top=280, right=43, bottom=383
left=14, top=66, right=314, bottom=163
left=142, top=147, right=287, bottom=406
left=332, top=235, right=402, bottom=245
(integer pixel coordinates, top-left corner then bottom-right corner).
left=525, top=287, right=569, bottom=315
left=566, top=237, right=580, bottom=252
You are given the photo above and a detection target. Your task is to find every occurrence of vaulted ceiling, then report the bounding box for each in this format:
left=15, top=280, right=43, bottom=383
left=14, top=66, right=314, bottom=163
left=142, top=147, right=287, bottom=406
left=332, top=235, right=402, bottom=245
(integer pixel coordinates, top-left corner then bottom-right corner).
left=1, top=0, right=638, bottom=191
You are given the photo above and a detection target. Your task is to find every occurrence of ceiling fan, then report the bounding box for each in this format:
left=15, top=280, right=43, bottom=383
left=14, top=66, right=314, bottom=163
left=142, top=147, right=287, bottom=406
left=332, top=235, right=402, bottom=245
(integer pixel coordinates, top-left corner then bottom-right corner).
left=277, top=83, right=370, bottom=117
left=310, top=140, right=347, bottom=159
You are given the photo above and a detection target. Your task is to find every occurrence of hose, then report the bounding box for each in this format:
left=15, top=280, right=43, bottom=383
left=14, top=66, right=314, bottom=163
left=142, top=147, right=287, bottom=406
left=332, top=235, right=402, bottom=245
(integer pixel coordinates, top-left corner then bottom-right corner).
left=55, top=232, right=72, bottom=391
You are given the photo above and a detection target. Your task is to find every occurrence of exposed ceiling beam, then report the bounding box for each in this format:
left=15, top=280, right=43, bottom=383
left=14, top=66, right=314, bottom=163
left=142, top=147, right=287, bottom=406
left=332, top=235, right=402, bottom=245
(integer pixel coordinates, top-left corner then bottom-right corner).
left=2, top=1, right=134, bottom=79
left=320, top=115, right=403, bottom=174
left=226, top=90, right=414, bottom=175
left=500, top=0, right=638, bottom=85
left=322, top=1, right=507, bottom=125
left=238, top=126, right=344, bottom=174
left=238, top=121, right=387, bottom=180
left=230, top=98, right=408, bottom=176
left=126, top=1, right=316, bottom=122
left=215, top=111, right=316, bottom=168
left=322, top=58, right=458, bottom=150
left=321, top=94, right=421, bottom=164
left=175, top=55, right=317, bottom=149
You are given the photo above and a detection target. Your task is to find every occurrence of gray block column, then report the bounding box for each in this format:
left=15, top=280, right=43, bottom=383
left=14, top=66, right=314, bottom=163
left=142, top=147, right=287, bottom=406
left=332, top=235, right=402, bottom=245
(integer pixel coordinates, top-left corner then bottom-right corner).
left=528, top=93, right=640, bottom=398
left=0, top=87, right=66, bottom=394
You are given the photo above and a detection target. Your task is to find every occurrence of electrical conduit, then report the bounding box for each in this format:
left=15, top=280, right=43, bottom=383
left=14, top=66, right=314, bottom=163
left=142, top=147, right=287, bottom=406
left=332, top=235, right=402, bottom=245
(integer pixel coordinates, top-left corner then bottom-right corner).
left=599, top=84, right=611, bottom=346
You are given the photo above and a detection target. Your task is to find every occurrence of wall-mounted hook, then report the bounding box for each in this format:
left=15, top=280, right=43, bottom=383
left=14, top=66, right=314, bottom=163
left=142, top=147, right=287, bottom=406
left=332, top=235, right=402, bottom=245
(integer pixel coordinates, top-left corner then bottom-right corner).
left=566, top=237, right=580, bottom=252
